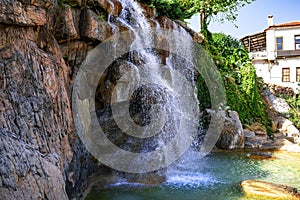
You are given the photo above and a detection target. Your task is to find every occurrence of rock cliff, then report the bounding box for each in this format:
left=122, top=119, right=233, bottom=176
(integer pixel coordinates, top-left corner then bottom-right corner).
left=0, top=0, right=201, bottom=199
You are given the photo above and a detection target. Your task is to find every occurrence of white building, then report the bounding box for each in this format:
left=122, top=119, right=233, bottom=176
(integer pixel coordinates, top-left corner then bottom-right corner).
left=241, top=16, right=300, bottom=92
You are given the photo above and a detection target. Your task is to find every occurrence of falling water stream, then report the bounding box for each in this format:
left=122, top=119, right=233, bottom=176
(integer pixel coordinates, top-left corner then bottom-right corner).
left=86, top=0, right=300, bottom=199
left=95, top=0, right=199, bottom=172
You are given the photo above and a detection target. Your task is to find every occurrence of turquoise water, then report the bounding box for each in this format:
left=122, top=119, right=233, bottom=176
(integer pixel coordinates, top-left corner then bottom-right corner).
left=85, top=151, right=300, bottom=200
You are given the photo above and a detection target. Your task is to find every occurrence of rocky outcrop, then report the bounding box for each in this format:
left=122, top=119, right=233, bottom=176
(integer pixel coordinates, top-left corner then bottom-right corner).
left=212, top=110, right=245, bottom=150
left=244, top=123, right=268, bottom=149
left=264, top=88, right=290, bottom=114
left=0, top=1, right=49, bottom=26
left=0, top=129, right=68, bottom=200
left=244, top=120, right=300, bottom=151
left=274, top=116, right=300, bottom=138
left=0, top=0, right=203, bottom=199
left=259, top=84, right=300, bottom=149
left=80, top=8, right=113, bottom=41
left=241, top=180, right=300, bottom=200
left=175, top=20, right=204, bottom=43
left=263, top=84, right=299, bottom=136
left=0, top=18, right=101, bottom=198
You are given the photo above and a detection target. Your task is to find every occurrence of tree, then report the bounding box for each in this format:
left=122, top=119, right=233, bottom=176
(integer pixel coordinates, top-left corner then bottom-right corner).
left=197, top=0, right=256, bottom=33
left=138, top=0, right=256, bottom=34
left=137, top=0, right=187, bottom=20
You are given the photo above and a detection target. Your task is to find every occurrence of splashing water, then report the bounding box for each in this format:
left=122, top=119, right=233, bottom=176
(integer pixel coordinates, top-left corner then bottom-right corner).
left=95, top=0, right=200, bottom=172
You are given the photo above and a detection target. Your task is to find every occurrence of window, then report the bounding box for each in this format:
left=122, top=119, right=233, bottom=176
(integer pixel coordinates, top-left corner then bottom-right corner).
left=276, top=37, right=283, bottom=51
left=295, top=35, right=300, bottom=50
left=282, top=68, right=290, bottom=82
left=297, top=67, right=300, bottom=82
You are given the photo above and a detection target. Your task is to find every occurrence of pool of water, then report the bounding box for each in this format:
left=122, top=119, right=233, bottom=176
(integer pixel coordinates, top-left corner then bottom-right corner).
left=85, top=150, right=300, bottom=200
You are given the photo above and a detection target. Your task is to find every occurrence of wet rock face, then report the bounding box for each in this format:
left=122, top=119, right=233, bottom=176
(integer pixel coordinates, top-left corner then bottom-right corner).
left=213, top=110, right=245, bottom=150
left=95, top=59, right=180, bottom=153
left=129, top=84, right=168, bottom=126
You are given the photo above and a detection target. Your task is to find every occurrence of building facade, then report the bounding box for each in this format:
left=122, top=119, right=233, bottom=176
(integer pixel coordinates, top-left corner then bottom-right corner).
left=241, top=16, right=300, bottom=92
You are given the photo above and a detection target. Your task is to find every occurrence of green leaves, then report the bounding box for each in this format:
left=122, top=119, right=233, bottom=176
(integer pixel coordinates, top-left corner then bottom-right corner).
left=138, top=0, right=256, bottom=31
left=283, top=96, right=300, bottom=128
left=137, top=0, right=186, bottom=20
left=207, top=33, right=249, bottom=71
left=199, top=0, right=256, bottom=29
left=201, top=32, right=269, bottom=127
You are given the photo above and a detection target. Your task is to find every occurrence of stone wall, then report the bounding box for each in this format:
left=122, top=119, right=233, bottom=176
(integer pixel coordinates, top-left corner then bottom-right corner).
left=0, top=0, right=203, bottom=199
left=265, top=83, right=295, bottom=97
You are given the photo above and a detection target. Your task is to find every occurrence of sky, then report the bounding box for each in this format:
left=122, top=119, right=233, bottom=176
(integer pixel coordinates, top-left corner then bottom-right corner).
left=186, top=0, right=300, bottom=39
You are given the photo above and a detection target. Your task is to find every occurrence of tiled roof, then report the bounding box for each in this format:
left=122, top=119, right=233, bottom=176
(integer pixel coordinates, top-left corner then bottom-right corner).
left=265, top=21, right=300, bottom=31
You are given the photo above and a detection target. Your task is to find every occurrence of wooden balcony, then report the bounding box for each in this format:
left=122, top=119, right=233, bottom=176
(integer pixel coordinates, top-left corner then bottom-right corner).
left=241, top=32, right=266, bottom=52
left=277, top=50, right=300, bottom=58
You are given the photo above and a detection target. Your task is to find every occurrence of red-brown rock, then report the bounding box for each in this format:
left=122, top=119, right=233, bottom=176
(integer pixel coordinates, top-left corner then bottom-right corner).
left=0, top=2, right=47, bottom=26
left=80, top=8, right=113, bottom=42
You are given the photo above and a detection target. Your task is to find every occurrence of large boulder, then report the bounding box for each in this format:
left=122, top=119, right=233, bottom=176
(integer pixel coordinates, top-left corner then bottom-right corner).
left=213, top=110, right=244, bottom=150
left=241, top=180, right=300, bottom=199
left=286, top=125, right=300, bottom=138
left=264, top=88, right=290, bottom=114
left=244, top=123, right=268, bottom=149
left=275, top=116, right=300, bottom=139
left=244, top=130, right=264, bottom=149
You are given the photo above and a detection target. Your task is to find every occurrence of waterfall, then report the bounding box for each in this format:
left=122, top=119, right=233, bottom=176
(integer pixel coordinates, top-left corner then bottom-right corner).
left=73, top=0, right=201, bottom=173
left=94, top=0, right=200, bottom=173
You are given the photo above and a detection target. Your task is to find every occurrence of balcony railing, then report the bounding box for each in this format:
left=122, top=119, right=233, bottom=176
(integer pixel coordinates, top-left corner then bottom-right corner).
left=277, top=50, right=300, bottom=57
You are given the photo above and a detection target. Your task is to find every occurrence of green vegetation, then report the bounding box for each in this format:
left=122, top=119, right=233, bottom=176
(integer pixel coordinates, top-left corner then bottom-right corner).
left=199, top=32, right=270, bottom=128
left=137, top=0, right=187, bottom=20
left=197, top=0, right=256, bottom=31
left=137, top=0, right=255, bottom=29
left=137, top=0, right=267, bottom=128
left=281, top=95, right=300, bottom=128
left=139, top=1, right=268, bottom=128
